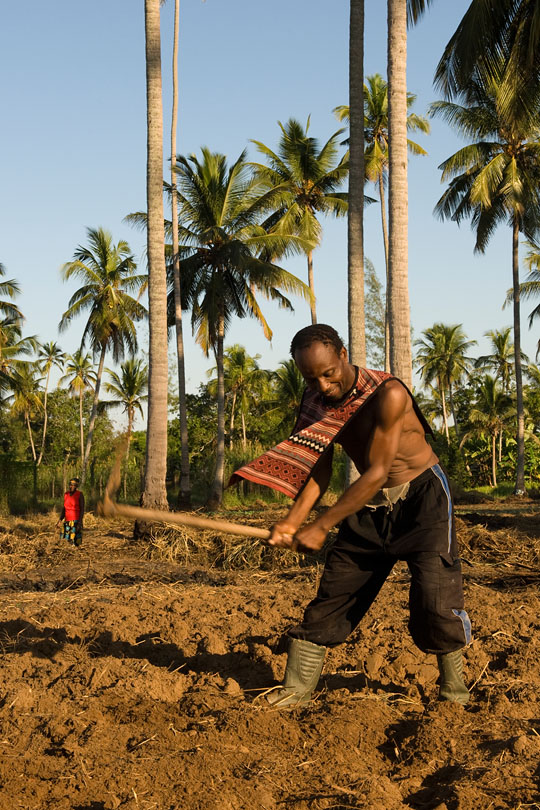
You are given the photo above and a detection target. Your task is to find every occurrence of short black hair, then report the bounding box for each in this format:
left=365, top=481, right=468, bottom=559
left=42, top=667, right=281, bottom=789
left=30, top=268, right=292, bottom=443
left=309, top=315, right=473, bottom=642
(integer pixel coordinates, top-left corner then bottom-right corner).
left=290, top=324, right=345, bottom=357
left=69, top=477, right=80, bottom=485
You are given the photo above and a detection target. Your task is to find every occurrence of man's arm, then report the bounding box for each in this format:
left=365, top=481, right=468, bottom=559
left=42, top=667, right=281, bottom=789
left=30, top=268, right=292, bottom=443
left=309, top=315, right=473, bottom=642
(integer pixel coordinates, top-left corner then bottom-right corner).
left=79, top=493, right=85, bottom=524
left=292, top=382, right=408, bottom=553
left=267, top=446, right=334, bottom=549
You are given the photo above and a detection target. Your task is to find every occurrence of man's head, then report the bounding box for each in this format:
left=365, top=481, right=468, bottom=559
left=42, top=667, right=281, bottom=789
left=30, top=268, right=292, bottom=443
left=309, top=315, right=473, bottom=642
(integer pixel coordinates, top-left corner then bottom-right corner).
left=290, top=325, right=356, bottom=403
left=68, top=478, right=80, bottom=493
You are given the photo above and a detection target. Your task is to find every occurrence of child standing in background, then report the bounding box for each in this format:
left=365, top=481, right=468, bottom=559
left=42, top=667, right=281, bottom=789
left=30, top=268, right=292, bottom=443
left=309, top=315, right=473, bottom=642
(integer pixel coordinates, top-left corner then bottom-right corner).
left=57, top=477, right=85, bottom=547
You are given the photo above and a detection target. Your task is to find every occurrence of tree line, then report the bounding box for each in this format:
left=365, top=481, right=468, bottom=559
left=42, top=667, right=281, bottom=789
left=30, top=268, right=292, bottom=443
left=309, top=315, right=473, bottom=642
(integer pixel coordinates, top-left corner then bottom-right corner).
left=3, top=0, right=540, bottom=514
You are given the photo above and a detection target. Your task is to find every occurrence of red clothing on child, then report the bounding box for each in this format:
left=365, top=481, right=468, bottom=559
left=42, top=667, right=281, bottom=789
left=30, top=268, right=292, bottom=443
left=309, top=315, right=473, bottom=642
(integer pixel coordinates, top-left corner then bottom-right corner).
left=64, top=490, right=82, bottom=521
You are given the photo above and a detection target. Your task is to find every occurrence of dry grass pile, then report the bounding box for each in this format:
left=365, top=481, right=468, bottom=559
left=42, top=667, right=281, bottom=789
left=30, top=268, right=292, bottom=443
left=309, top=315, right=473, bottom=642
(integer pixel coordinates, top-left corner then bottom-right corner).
left=141, top=504, right=329, bottom=571
left=0, top=513, right=54, bottom=572
left=457, top=514, right=540, bottom=571
left=143, top=522, right=319, bottom=570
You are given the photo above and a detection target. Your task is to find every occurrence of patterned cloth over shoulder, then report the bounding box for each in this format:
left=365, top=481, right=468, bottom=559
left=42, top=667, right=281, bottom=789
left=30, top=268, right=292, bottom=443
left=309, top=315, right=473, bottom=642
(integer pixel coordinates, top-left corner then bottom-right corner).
left=230, top=368, right=426, bottom=499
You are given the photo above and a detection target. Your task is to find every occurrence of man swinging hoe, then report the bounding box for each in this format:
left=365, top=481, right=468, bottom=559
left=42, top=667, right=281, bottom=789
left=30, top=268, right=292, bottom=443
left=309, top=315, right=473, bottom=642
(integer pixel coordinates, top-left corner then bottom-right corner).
left=231, top=324, right=471, bottom=709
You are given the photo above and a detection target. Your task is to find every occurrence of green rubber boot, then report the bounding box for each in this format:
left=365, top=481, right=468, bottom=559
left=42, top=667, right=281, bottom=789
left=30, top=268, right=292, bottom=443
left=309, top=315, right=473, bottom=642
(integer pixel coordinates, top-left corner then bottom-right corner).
left=266, top=638, right=326, bottom=708
left=437, top=649, right=470, bottom=705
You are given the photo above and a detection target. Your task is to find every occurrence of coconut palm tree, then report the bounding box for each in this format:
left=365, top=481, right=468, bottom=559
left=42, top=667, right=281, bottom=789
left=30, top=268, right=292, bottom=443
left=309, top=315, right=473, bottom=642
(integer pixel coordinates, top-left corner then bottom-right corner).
left=413, top=384, right=445, bottom=430
left=415, top=323, right=476, bottom=444
left=386, top=0, right=435, bottom=386
left=207, top=346, right=268, bottom=451
left=506, top=240, right=540, bottom=359
left=431, top=67, right=540, bottom=493
left=36, top=341, right=65, bottom=467
left=59, top=226, right=147, bottom=484
left=348, top=0, right=366, bottom=368
left=102, top=357, right=148, bottom=499
left=142, top=0, right=170, bottom=517
left=8, top=363, right=42, bottom=463
left=415, top=328, right=452, bottom=441
left=273, top=359, right=305, bottom=412
left=267, top=358, right=306, bottom=435
left=435, top=0, right=540, bottom=122
left=475, top=327, right=527, bottom=461
left=0, top=265, right=32, bottom=397
left=464, top=375, right=514, bottom=488
left=59, top=349, right=97, bottom=464
left=170, top=147, right=312, bottom=507
left=0, top=264, right=23, bottom=324
left=335, top=74, right=429, bottom=370
left=474, top=328, right=522, bottom=392
left=250, top=118, right=348, bottom=324
left=0, top=318, right=37, bottom=399
left=8, top=363, right=43, bottom=503
left=168, top=0, right=190, bottom=507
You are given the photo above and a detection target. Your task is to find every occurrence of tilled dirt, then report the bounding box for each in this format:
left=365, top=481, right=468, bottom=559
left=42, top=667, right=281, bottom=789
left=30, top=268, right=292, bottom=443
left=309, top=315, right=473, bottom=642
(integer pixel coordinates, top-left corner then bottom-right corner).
left=0, top=505, right=539, bottom=810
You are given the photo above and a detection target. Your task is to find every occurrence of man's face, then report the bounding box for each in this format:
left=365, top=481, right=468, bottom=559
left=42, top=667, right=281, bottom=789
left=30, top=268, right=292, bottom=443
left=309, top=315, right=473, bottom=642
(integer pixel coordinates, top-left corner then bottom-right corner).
left=294, top=342, right=356, bottom=403
left=68, top=481, right=78, bottom=493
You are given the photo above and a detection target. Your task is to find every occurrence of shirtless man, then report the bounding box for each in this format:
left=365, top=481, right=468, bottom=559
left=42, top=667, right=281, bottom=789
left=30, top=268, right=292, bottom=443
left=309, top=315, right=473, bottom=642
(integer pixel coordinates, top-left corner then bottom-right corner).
left=265, top=324, right=471, bottom=708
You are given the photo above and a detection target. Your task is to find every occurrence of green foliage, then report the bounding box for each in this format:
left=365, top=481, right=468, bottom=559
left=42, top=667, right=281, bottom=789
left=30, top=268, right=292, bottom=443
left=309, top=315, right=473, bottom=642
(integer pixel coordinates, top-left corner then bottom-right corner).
left=435, top=0, right=540, bottom=122
left=429, top=430, right=470, bottom=487
left=59, top=227, right=147, bottom=360
left=431, top=66, right=540, bottom=251
left=474, top=328, right=521, bottom=391
left=102, top=357, right=148, bottom=423
left=364, top=259, right=385, bottom=368
left=250, top=118, right=348, bottom=243
left=0, top=455, right=34, bottom=514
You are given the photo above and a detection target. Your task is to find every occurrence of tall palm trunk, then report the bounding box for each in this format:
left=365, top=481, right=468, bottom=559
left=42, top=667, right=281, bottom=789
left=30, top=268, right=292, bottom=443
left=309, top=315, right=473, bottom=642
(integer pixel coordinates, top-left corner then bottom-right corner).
left=79, top=390, right=85, bottom=463
left=491, top=431, right=498, bottom=489
left=348, top=0, right=366, bottom=369
left=170, top=0, right=191, bottom=507
left=25, top=412, right=38, bottom=506
left=387, top=0, right=412, bottom=387
left=124, top=408, right=134, bottom=501
left=448, top=381, right=461, bottom=445
left=37, top=366, right=51, bottom=467
left=439, top=376, right=449, bottom=443
left=229, top=389, right=237, bottom=450
left=140, top=0, right=169, bottom=521
left=82, top=345, right=106, bottom=484
left=378, top=169, right=391, bottom=372
left=307, top=251, right=317, bottom=324
left=208, top=313, right=225, bottom=509
left=512, top=217, right=525, bottom=493
left=347, top=0, right=366, bottom=487
left=25, top=412, right=37, bottom=462
left=241, top=410, right=247, bottom=451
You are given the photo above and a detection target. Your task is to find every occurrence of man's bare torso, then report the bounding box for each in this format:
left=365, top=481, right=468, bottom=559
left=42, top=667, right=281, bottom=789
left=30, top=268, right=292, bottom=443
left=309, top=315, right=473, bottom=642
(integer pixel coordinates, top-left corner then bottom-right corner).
left=337, top=380, right=438, bottom=487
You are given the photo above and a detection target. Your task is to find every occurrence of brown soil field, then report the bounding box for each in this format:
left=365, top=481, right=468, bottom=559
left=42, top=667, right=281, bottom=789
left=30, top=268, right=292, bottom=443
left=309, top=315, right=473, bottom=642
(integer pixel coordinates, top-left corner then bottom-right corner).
left=0, top=500, right=539, bottom=810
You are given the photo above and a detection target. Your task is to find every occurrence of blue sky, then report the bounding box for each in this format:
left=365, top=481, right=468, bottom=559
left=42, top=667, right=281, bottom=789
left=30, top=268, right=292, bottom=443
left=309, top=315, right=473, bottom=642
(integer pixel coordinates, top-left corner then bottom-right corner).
left=2, top=0, right=537, bottom=401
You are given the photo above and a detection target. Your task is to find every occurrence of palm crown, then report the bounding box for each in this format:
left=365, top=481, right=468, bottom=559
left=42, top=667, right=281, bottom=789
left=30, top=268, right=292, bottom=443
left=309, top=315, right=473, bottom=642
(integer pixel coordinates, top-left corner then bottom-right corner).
left=170, top=147, right=312, bottom=353
left=103, top=358, right=148, bottom=421
left=250, top=118, right=348, bottom=323
left=59, top=227, right=147, bottom=361
left=431, top=73, right=540, bottom=251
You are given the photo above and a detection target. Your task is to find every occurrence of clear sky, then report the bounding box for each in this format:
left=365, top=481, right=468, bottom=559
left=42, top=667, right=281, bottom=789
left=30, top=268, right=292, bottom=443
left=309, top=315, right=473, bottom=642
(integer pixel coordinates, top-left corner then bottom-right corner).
left=2, top=0, right=537, bottom=402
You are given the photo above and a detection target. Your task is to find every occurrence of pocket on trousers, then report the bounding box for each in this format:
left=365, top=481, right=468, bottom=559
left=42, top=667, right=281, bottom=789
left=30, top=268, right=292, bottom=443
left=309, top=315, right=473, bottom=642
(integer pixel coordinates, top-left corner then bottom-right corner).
left=439, top=554, right=464, bottom=612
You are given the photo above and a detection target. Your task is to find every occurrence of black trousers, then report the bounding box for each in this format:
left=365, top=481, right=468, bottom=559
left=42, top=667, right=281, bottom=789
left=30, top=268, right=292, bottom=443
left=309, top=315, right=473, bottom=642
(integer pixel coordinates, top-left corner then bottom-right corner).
left=289, top=465, right=472, bottom=655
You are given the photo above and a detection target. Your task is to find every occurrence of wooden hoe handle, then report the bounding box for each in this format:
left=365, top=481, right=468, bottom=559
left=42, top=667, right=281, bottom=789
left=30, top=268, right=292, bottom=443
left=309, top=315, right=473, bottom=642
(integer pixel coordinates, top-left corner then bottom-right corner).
left=98, top=447, right=271, bottom=540
left=100, top=492, right=271, bottom=540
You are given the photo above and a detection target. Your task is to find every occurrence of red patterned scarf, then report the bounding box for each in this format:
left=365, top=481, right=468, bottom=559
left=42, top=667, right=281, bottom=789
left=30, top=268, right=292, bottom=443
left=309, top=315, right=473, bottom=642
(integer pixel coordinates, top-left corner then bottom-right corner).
left=230, top=368, right=401, bottom=499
